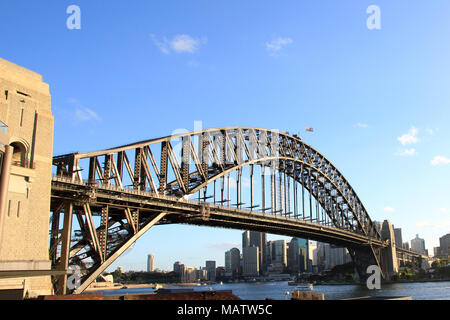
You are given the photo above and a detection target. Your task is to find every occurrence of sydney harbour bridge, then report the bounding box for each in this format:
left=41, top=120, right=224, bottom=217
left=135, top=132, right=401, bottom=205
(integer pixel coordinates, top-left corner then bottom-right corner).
left=49, top=127, right=424, bottom=294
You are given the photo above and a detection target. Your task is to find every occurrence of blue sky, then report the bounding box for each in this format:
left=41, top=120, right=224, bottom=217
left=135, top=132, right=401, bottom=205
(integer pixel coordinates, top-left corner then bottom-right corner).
left=1, top=1, right=450, bottom=271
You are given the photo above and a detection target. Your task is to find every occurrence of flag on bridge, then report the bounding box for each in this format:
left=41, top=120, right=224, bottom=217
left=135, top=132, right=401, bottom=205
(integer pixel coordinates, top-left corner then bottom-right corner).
left=305, top=127, right=314, bottom=132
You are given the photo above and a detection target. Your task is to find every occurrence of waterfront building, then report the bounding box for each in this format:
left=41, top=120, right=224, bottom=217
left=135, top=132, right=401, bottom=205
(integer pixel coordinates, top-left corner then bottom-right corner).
left=242, top=231, right=266, bottom=273
left=196, top=268, right=208, bottom=281
left=439, top=233, right=450, bottom=256
left=215, top=266, right=226, bottom=279
left=0, top=58, right=54, bottom=297
left=225, top=248, right=240, bottom=277
left=242, top=246, right=259, bottom=276
left=411, top=234, right=426, bottom=255
left=173, top=261, right=183, bottom=274
left=205, top=260, right=216, bottom=281
left=287, top=238, right=308, bottom=273
left=403, top=242, right=410, bottom=250
left=181, top=265, right=196, bottom=283
left=147, top=254, right=154, bottom=272
left=308, top=241, right=317, bottom=267
left=267, top=240, right=287, bottom=273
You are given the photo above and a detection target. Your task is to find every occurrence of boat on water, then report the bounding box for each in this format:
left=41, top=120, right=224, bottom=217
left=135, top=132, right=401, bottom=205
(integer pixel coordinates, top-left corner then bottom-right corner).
left=288, top=282, right=313, bottom=291
left=296, top=283, right=314, bottom=291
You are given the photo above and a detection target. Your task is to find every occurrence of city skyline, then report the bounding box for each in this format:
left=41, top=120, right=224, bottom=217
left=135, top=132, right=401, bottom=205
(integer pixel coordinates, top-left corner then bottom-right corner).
left=1, top=1, right=449, bottom=274
left=112, top=230, right=448, bottom=273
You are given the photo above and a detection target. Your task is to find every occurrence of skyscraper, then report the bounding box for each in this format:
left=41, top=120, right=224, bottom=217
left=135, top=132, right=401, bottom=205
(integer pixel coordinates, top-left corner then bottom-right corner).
left=267, top=240, right=287, bottom=273
left=242, top=246, right=259, bottom=276
left=411, top=234, right=426, bottom=255
left=242, top=231, right=267, bottom=273
left=225, top=248, right=241, bottom=277
left=173, top=261, right=183, bottom=274
left=205, top=260, right=216, bottom=281
left=439, top=233, right=450, bottom=256
left=287, top=238, right=308, bottom=273
left=147, top=254, right=154, bottom=272
left=308, top=241, right=317, bottom=269
left=394, top=228, right=403, bottom=248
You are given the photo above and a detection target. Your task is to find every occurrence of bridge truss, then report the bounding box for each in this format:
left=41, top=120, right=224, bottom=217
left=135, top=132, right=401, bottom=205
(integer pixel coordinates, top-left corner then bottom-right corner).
left=50, top=127, right=387, bottom=294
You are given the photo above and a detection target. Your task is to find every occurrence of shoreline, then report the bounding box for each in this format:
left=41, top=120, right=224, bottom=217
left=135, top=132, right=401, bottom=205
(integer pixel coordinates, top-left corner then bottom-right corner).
left=85, top=282, right=206, bottom=292
left=314, top=278, right=450, bottom=286
left=85, top=278, right=450, bottom=292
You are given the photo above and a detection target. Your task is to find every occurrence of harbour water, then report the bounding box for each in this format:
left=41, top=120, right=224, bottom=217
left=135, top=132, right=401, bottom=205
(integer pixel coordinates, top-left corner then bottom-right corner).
left=94, top=281, right=450, bottom=300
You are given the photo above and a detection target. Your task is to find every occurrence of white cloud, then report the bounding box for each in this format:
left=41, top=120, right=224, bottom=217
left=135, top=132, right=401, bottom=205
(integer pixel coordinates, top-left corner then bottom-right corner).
left=396, top=148, right=418, bottom=157
left=266, top=37, right=293, bottom=56
left=151, top=34, right=207, bottom=54
left=171, top=34, right=207, bottom=53
left=439, top=208, right=448, bottom=214
left=415, top=221, right=429, bottom=228
left=431, top=156, right=450, bottom=166
left=354, top=123, right=369, bottom=128
left=383, top=207, right=395, bottom=212
left=397, top=126, right=419, bottom=146
left=75, top=108, right=101, bottom=121
left=67, top=98, right=101, bottom=122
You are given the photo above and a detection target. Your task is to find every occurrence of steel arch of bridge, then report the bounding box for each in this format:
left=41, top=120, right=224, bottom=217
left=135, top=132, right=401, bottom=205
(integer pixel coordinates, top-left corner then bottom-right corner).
left=50, top=127, right=386, bottom=294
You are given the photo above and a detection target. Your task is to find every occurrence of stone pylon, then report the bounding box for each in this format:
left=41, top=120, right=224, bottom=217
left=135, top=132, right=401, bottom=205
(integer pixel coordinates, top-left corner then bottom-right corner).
left=380, top=220, right=399, bottom=280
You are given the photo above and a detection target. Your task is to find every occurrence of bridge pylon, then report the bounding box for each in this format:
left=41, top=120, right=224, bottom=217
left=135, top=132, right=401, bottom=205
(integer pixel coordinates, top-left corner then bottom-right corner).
left=380, top=220, right=399, bottom=280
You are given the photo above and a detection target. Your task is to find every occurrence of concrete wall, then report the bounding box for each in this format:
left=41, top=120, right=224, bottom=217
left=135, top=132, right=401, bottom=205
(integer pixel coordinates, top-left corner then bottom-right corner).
left=0, top=58, right=54, bottom=297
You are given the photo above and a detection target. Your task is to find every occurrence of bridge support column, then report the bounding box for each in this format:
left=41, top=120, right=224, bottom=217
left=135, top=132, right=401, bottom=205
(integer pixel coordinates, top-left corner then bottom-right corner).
left=55, top=202, right=73, bottom=295
left=380, top=220, right=399, bottom=280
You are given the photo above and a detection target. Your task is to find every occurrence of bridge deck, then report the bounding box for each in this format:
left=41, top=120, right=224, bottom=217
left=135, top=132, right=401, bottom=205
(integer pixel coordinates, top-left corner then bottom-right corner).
left=51, top=176, right=386, bottom=249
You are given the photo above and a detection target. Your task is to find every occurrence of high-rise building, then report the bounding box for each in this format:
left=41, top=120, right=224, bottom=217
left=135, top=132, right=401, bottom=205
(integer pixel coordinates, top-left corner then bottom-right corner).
left=308, top=241, right=317, bottom=267
left=439, top=233, right=450, bottom=256
left=287, top=238, right=308, bottom=273
left=225, top=248, right=240, bottom=277
left=434, top=247, right=441, bottom=257
left=242, top=231, right=250, bottom=250
left=316, top=242, right=352, bottom=271
left=242, top=231, right=267, bottom=273
left=196, top=268, right=208, bottom=281
left=242, top=246, right=259, bottom=276
left=147, top=254, right=154, bottom=272
left=267, top=240, right=287, bottom=273
left=411, top=234, right=426, bottom=255
left=181, top=265, right=196, bottom=283
left=173, top=261, right=183, bottom=274
left=394, top=228, right=403, bottom=248
left=205, top=260, right=216, bottom=281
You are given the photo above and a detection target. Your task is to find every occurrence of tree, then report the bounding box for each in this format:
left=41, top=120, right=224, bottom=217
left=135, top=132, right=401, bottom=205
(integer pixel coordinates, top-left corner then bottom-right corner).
left=431, top=260, right=441, bottom=269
